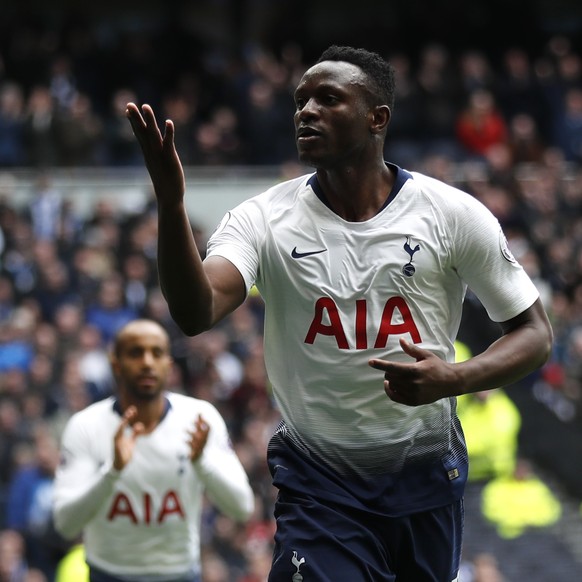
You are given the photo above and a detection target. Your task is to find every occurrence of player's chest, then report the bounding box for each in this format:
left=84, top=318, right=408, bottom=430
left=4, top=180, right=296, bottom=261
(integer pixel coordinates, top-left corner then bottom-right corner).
left=261, top=216, right=448, bottom=294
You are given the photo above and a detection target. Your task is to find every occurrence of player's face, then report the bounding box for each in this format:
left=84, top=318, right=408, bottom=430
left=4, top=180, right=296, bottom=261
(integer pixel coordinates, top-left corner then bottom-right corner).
left=294, top=61, right=374, bottom=168
left=112, top=326, right=172, bottom=401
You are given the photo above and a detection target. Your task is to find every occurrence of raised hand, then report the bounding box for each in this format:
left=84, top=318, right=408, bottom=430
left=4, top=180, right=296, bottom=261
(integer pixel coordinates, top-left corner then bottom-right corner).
left=113, top=406, right=146, bottom=471
left=125, top=102, right=185, bottom=207
left=368, top=338, right=460, bottom=406
left=187, top=414, right=210, bottom=462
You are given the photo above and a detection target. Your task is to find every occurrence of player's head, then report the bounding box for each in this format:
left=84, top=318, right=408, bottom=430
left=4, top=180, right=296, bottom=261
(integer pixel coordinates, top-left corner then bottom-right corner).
left=111, top=319, right=173, bottom=402
left=294, top=45, right=394, bottom=168
left=316, top=46, right=396, bottom=111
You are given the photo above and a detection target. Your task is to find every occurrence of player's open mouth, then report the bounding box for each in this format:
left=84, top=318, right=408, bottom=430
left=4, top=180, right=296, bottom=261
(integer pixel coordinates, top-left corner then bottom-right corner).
left=296, top=126, right=321, bottom=142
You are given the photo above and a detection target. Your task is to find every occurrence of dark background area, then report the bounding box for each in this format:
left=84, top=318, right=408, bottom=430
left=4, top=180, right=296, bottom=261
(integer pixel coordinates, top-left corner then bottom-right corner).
left=2, top=0, right=582, bottom=61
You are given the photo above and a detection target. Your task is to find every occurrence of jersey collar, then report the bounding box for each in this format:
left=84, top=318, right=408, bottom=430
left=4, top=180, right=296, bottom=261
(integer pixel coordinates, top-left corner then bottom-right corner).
left=112, top=396, right=172, bottom=422
left=307, top=162, right=412, bottom=215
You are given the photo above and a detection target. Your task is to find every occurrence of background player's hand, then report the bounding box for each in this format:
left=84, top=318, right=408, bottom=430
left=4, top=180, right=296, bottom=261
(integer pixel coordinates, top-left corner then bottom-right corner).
left=368, top=338, right=460, bottom=406
left=187, top=414, right=210, bottom=462
left=113, top=406, right=146, bottom=471
left=125, top=102, right=185, bottom=207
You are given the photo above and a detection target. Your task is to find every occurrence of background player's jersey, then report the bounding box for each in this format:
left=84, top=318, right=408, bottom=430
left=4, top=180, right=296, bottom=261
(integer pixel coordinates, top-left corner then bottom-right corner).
left=207, top=166, right=539, bottom=482
left=53, top=392, right=253, bottom=580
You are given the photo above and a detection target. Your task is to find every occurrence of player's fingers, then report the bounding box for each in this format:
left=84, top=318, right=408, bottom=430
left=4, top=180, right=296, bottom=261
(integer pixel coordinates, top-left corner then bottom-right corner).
left=196, top=414, right=209, bottom=432
left=400, top=338, right=432, bottom=361
left=189, top=416, right=210, bottom=461
left=369, top=359, right=416, bottom=380
left=368, top=358, right=393, bottom=372
left=384, top=380, right=404, bottom=403
left=125, top=103, right=148, bottom=137
left=384, top=380, right=417, bottom=406
left=115, top=406, right=137, bottom=437
left=130, top=104, right=163, bottom=147
left=131, top=421, right=146, bottom=439
left=162, top=119, right=175, bottom=150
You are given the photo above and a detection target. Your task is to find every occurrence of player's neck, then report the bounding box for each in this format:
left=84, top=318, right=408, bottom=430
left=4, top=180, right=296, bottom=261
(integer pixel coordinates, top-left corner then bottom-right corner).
left=316, top=162, right=395, bottom=222
left=121, top=395, right=167, bottom=433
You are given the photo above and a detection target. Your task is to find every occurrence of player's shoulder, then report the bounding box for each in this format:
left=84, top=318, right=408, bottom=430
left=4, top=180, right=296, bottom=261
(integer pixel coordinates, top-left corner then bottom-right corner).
left=407, top=170, right=494, bottom=220
left=71, top=396, right=115, bottom=419
left=408, top=171, right=471, bottom=200
left=166, top=391, right=221, bottom=418
left=63, top=397, right=117, bottom=434
left=236, top=173, right=314, bottom=213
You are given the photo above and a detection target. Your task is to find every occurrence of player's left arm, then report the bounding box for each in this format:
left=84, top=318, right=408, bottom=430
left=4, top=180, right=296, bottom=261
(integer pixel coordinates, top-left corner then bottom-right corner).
left=369, top=297, right=552, bottom=406
left=189, top=406, right=255, bottom=522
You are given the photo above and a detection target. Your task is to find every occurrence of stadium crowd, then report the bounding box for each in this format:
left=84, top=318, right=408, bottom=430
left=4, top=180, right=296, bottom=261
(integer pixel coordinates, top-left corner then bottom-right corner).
left=0, top=12, right=581, bottom=582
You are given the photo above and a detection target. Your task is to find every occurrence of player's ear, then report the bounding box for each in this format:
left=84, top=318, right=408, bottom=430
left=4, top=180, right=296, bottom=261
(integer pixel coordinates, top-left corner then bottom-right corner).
left=370, top=105, right=391, bottom=135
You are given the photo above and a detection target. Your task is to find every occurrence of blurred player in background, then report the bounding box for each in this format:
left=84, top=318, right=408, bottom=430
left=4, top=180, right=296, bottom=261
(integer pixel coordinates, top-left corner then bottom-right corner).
left=126, top=45, right=552, bottom=582
left=52, top=319, right=254, bottom=582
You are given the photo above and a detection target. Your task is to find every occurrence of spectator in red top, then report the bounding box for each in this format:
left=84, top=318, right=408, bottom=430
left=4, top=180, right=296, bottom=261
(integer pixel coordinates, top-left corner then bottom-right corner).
left=456, top=89, right=509, bottom=158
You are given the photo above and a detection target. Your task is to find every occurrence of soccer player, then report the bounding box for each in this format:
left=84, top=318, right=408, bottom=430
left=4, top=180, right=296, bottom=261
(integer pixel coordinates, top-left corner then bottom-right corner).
left=52, top=319, right=254, bottom=582
left=126, top=46, right=553, bottom=581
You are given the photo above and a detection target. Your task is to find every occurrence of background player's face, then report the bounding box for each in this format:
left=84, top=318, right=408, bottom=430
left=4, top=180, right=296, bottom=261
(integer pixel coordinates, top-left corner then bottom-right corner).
left=294, top=60, right=373, bottom=168
left=111, top=323, right=173, bottom=401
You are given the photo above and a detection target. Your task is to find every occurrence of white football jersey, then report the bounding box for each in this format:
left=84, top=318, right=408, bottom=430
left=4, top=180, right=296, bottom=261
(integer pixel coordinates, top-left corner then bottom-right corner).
left=53, top=392, right=254, bottom=580
left=207, top=166, right=539, bottom=478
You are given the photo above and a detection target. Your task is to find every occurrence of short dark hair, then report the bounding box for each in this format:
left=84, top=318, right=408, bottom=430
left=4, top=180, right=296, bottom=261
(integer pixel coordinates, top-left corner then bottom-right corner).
left=316, top=45, right=395, bottom=110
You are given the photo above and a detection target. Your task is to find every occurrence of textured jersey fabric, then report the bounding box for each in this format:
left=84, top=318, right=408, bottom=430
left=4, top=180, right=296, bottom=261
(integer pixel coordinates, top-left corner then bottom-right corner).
left=53, top=392, right=253, bottom=580
left=207, top=165, right=538, bottom=492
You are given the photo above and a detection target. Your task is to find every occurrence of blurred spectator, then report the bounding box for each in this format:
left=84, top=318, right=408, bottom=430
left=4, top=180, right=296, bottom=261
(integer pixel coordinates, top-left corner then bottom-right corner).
left=0, top=307, right=35, bottom=374
left=5, top=426, right=68, bottom=580
left=552, top=87, right=582, bottom=163
left=383, top=53, right=424, bottom=167
left=458, top=50, right=496, bottom=97
left=55, top=92, right=103, bottom=166
left=416, top=43, right=463, bottom=158
left=186, top=329, right=244, bottom=401
left=507, top=113, right=546, bottom=164
left=0, top=397, right=28, bottom=521
left=46, top=357, right=92, bottom=443
left=84, top=274, right=139, bottom=344
left=160, top=92, right=199, bottom=165
left=481, top=458, right=562, bottom=539
left=455, top=341, right=522, bottom=482
left=119, top=251, right=152, bottom=314
left=102, top=88, right=143, bottom=166
left=459, top=552, right=506, bottom=582
left=0, top=275, right=17, bottom=324
left=47, top=56, right=77, bottom=113
left=27, top=174, right=63, bottom=242
left=456, top=389, right=522, bottom=482
left=455, top=89, right=509, bottom=158
left=192, top=106, right=246, bottom=166
left=74, top=324, right=113, bottom=401
left=22, top=87, right=60, bottom=168
left=0, top=82, right=26, bottom=167
left=3, top=218, right=38, bottom=298
left=54, top=544, right=88, bottom=582
left=0, top=529, right=47, bottom=582
left=496, top=48, right=548, bottom=140
left=32, top=260, right=76, bottom=323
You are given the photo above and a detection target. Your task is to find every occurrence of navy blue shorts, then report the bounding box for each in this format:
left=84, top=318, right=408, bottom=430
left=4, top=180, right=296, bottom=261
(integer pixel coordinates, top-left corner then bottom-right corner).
left=268, top=491, right=463, bottom=582
left=267, top=432, right=464, bottom=581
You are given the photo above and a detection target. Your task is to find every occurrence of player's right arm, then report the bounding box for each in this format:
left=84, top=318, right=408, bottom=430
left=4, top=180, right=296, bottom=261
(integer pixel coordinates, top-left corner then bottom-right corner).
left=53, top=411, right=136, bottom=540
left=126, top=103, right=246, bottom=335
